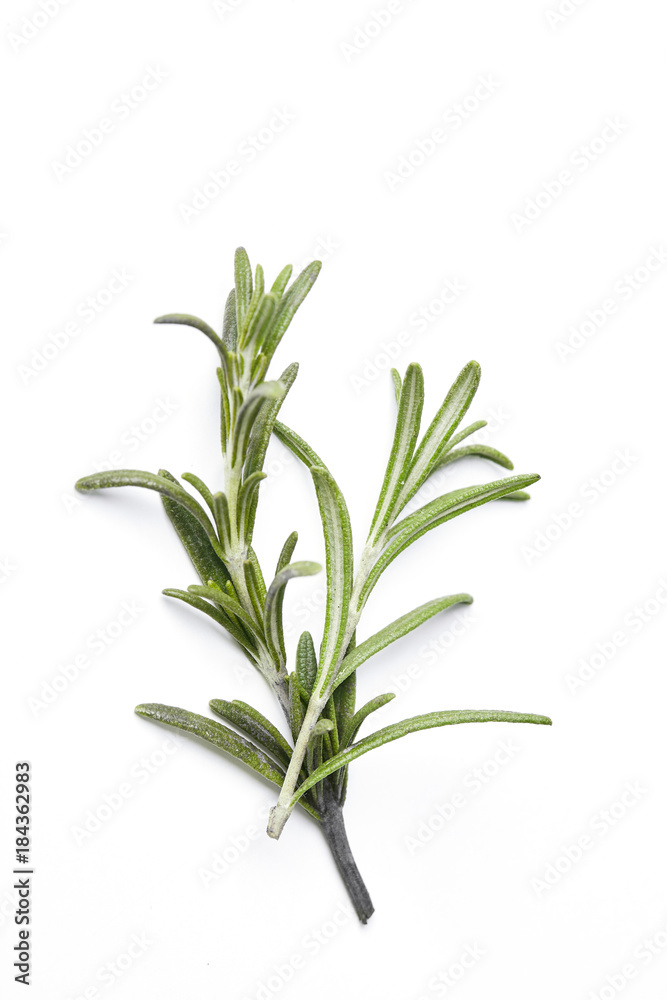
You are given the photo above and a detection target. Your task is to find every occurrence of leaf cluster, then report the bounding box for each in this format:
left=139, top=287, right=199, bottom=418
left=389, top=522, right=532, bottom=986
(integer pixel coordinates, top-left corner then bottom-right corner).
left=76, top=248, right=550, bottom=841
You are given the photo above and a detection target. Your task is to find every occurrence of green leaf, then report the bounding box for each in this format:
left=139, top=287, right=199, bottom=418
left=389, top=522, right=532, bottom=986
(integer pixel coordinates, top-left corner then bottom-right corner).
left=391, top=368, right=402, bottom=405
left=342, top=693, right=396, bottom=748
left=216, top=363, right=232, bottom=449
left=296, top=630, right=317, bottom=696
left=270, top=264, right=293, bottom=298
left=209, top=699, right=293, bottom=769
left=244, top=558, right=266, bottom=625
left=212, top=492, right=231, bottom=551
left=181, top=472, right=216, bottom=513
left=245, top=293, right=278, bottom=353
left=334, top=594, right=473, bottom=689
left=238, top=471, right=267, bottom=543
left=442, top=419, right=487, bottom=450
left=247, top=546, right=268, bottom=607
left=154, top=314, right=223, bottom=355
left=162, top=588, right=258, bottom=657
left=75, top=468, right=224, bottom=559
left=136, top=702, right=284, bottom=780
left=361, top=474, right=540, bottom=603
left=249, top=352, right=269, bottom=386
left=368, top=362, right=424, bottom=543
left=435, top=444, right=514, bottom=471
left=333, top=666, right=356, bottom=738
left=135, top=703, right=320, bottom=820
left=311, top=718, right=334, bottom=738
left=289, top=672, right=304, bottom=744
left=290, top=709, right=552, bottom=806
left=231, top=381, right=284, bottom=467
left=188, top=584, right=259, bottom=636
left=222, top=288, right=237, bottom=349
left=234, top=247, right=253, bottom=335
left=310, top=466, right=353, bottom=694
left=263, top=562, right=321, bottom=667
left=333, top=648, right=356, bottom=803
left=157, top=470, right=229, bottom=588
left=322, top=695, right=339, bottom=755
left=243, top=263, right=265, bottom=338
left=243, top=363, right=299, bottom=486
left=263, top=260, right=321, bottom=362
left=273, top=419, right=327, bottom=471
left=396, top=361, right=481, bottom=513
left=500, top=489, right=531, bottom=501
left=276, top=530, right=298, bottom=574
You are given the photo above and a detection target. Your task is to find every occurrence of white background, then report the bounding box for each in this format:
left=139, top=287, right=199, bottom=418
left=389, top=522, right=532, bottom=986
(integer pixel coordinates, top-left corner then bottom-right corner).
left=2, top=1, right=666, bottom=998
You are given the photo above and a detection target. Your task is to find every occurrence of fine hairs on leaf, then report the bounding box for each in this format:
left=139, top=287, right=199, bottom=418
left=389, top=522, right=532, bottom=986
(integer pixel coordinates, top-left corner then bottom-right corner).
left=75, top=246, right=551, bottom=924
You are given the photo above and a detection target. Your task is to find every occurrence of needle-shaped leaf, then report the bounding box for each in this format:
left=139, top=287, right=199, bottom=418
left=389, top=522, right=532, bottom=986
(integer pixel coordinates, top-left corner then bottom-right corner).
left=334, top=664, right=356, bottom=805
left=181, top=472, right=216, bottom=513
left=322, top=695, right=339, bottom=755
left=270, top=263, right=293, bottom=298
left=311, top=718, right=334, bottom=738
left=243, top=363, right=299, bottom=483
left=273, top=420, right=327, bottom=471
left=212, top=492, right=231, bottom=551
left=296, top=630, right=317, bottom=696
left=334, top=664, right=356, bottom=739
left=209, top=699, right=293, bottom=769
left=391, top=368, right=402, bottom=405
left=310, top=466, right=353, bottom=693
left=263, top=260, right=321, bottom=362
left=276, top=531, right=298, bottom=574
left=334, top=594, right=473, bottom=690
left=435, top=443, right=514, bottom=471
left=247, top=547, right=267, bottom=605
left=234, top=246, right=253, bottom=336
left=75, top=468, right=224, bottom=559
left=162, top=588, right=258, bottom=657
left=250, top=352, right=269, bottom=387
left=154, top=314, right=223, bottom=355
left=289, top=672, right=304, bottom=744
left=264, top=561, right=321, bottom=666
left=231, top=381, right=284, bottom=467
left=157, top=470, right=229, bottom=588
left=368, top=362, right=424, bottom=543
left=500, top=489, right=531, bottom=501
left=341, top=693, right=396, bottom=749
left=222, top=288, right=237, bottom=349
left=290, top=710, right=552, bottom=806
left=243, top=263, right=265, bottom=337
left=441, top=419, right=487, bottom=451
left=135, top=703, right=319, bottom=820
left=238, top=471, right=267, bottom=543
left=245, top=293, right=278, bottom=353
left=395, top=361, right=481, bottom=514
left=188, top=584, right=259, bottom=636
left=361, top=474, right=540, bottom=604
left=244, top=558, right=266, bottom=624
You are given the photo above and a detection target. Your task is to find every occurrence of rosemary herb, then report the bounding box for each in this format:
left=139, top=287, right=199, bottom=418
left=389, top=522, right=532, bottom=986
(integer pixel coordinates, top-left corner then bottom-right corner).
left=76, top=247, right=551, bottom=923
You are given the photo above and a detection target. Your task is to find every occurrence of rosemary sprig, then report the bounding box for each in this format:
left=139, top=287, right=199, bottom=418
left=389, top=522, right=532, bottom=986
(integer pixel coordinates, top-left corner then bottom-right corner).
left=76, top=247, right=551, bottom=923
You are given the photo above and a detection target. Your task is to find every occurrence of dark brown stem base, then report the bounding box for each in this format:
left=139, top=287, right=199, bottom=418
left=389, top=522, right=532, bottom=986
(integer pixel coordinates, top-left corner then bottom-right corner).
left=319, top=783, right=374, bottom=924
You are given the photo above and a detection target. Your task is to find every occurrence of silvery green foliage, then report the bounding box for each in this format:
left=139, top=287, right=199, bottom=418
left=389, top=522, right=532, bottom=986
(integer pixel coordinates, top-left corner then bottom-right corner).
left=76, top=248, right=550, bottom=922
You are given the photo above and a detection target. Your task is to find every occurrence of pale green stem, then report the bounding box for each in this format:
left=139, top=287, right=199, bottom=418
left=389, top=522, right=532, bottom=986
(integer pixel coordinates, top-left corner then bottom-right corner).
left=267, top=540, right=381, bottom=838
